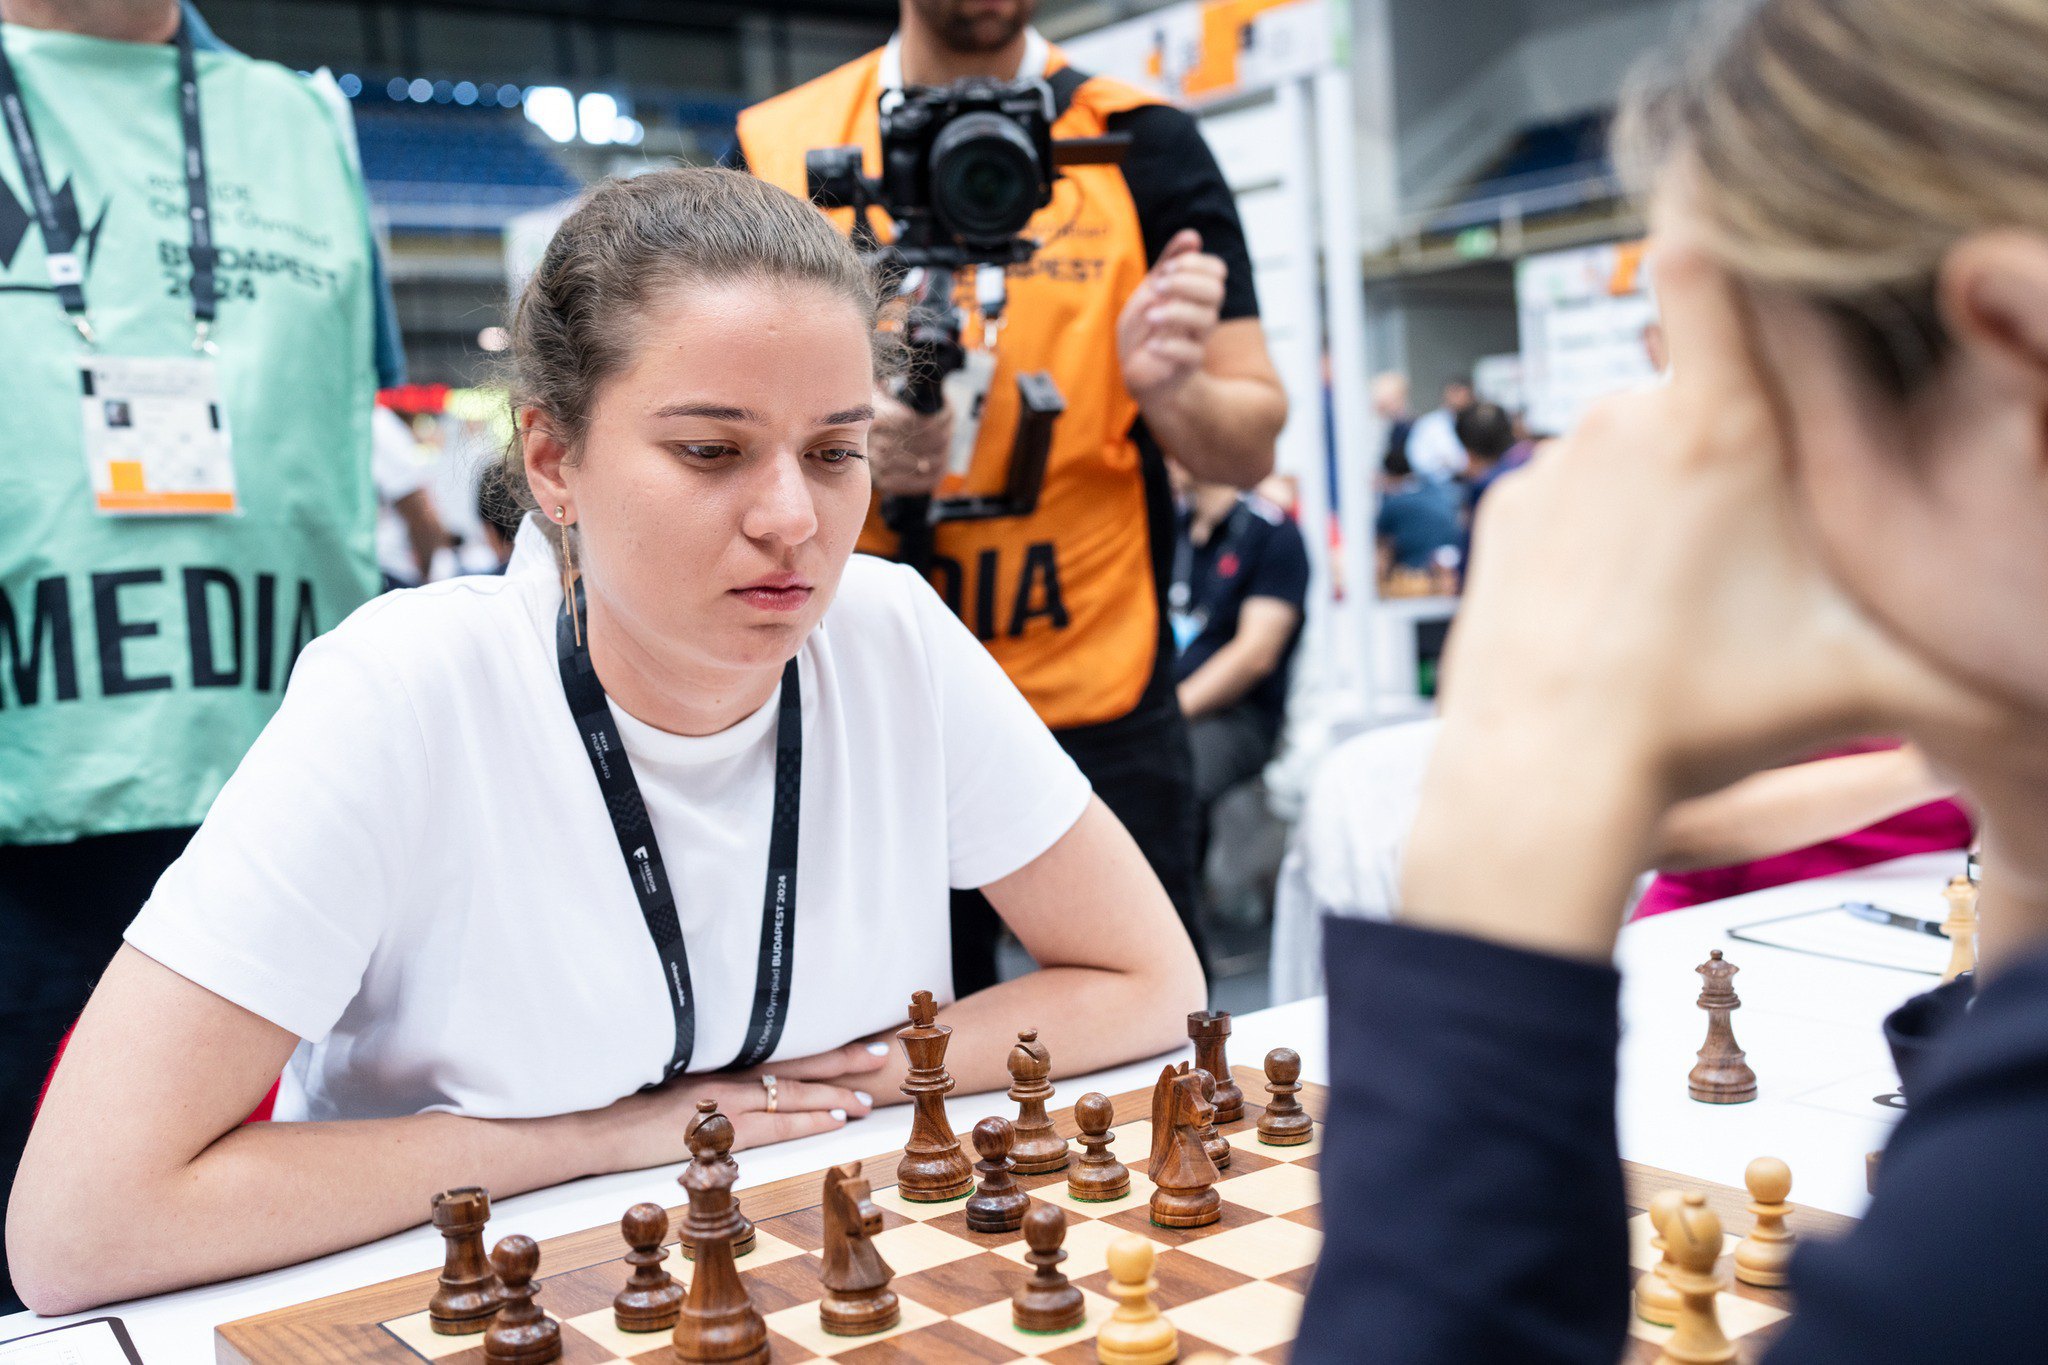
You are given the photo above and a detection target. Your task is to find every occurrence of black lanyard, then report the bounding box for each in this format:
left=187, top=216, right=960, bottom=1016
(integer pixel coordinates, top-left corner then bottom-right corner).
left=0, top=16, right=217, bottom=346
left=555, top=583, right=802, bottom=1079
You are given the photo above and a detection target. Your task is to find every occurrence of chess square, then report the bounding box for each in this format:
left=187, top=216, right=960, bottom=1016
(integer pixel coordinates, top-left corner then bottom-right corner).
left=381, top=1312, right=485, bottom=1360
left=1177, top=1215, right=1323, bottom=1279
left=1074, top=1245, right=1254, bottom=1312
left=1626, top=1291, right=1786, bottom=1345
left=1021, top=1168, right=1157, bottom=1220
left=560, top=1307, right=676, bottom=1359
left=870, top=1183, right=974, bottom=1223
left=1209, top=1145, right=1282, bottom=1179
left=1164, top=1279, right=1306, bottom=1355
left=891, top=1250, right=1031, bottom=1316
left=1103, top=1195, right=1263, bottom=1247
left=992, top=1216, right=1166, bottom=1281
left=1228, top=1124, right=1321, bottom=1161
left=1107, top=1119, right=1153, bottom=1167
left=1624, top=1212, right=1739, bottom=1270
left=1208, top=1163, right=1319, bottom=1218
left=1037, top=1330, right=1231, bottom=1364
left=762, top=1290, right=946, bottom=1356
left=832, top=1316, right=1034, bottom=1361
left=950, top=1286, right=1116, bottom=1356
left=858, top=1220, right=988, bottom=1276
left=736, top=1252, right=834, bottom=1317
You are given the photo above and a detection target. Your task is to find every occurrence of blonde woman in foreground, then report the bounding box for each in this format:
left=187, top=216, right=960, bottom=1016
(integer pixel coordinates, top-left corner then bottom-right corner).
left=1299, top=0, right=2048, bottom=1358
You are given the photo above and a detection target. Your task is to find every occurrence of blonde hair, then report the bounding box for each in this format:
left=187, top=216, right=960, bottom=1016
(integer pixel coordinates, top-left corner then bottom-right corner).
left=1616, top=0, right=2048, bottom=392
left=498, top=167, right=897, bottom=546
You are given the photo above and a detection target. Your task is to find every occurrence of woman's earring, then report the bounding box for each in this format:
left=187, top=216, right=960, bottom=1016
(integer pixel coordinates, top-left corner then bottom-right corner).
left=555, top=506, right=583, bottom=647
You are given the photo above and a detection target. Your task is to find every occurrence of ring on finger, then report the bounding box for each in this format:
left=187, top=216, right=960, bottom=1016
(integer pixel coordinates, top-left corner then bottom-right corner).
left=760, top=1074, right=779, bottom=1113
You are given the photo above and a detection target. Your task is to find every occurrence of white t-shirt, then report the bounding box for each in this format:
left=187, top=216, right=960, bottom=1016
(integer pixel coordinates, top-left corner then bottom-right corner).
left=125, top=521, right=1091, bottom=1122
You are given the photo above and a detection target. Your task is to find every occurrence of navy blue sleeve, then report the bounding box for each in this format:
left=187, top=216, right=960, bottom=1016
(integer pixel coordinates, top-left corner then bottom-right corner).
left=1296, top=915, right=1628, bottom=1365
left=1761, top=953, right=2048, bottom=1362
left=1245, top=516, right=1308, bottom=612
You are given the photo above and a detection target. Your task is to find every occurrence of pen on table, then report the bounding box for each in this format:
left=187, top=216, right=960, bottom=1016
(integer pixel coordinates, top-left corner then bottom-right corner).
left=1844, top=902, right=1950, bottom=938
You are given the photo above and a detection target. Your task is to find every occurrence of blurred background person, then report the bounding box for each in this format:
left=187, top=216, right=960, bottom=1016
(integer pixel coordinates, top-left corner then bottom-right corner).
left=1403, top=375, right=1475, bottom=483
left=1169, top=465, right=1308, bottom=902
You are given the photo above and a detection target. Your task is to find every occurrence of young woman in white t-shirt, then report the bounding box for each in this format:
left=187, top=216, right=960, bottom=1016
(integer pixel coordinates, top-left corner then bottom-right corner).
left=9, top=168, right=1205, bottom=1314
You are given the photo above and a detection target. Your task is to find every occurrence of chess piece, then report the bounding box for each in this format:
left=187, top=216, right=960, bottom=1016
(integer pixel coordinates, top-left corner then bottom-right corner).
left=1688, top=950, right=1758, bottom=1103
left=895, top=990, right=974, bottom=1201
left=1192, top=1067, right=1230, bottom=1170
left=428, top=1186, right=500, bottom=1334
left=1147, top=1066, right=1221, bottom=1228
left=679, top=1099, right=755, bottom=1259
left=1012, top=1204, right=1086, bottom=1333
left=1733, top=1157, right=1796, bottom=1288
left=1188, top=1011, right=1244, bottom=1123
left=819, top=1162, right=899, bottom=1335
left=672, top=1134, right=768, bottom=1365
left=1068, top=1091, right=1132, bottom=1201
left=483, top=1235, right=561, bottom=1364
left=1655, top=1193, right=1736, bottom=1364
left=1940, top=875, right=1979, bottom=983
left=1008, top=1029, right=1070, bottom=1174
left=1634, top=1189, right=1685, bottom=1327
left=1257, top=1048, right=1313, bottom=1146
left=1096, top=1235, right=1177, bottom=1365
left=966, top=1116, right=1032, bottom=1233
left=613, top=1203, right=683, bottom=1333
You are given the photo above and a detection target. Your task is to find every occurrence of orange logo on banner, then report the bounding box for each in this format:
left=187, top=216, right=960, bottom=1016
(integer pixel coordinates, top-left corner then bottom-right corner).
left=1608, top=240, right=1648, bottom=297
left=1181, top=0, right=1300, bottom=97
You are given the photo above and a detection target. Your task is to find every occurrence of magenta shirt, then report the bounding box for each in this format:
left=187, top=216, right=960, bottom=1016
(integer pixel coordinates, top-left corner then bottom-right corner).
left=1635, top=783, right=1973, bottom=920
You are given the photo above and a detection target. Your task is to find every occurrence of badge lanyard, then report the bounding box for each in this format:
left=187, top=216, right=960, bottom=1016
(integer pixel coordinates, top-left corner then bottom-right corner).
left=0, top=18, right=218, bottom=350
left=556, top=583, right=802, bottom=1080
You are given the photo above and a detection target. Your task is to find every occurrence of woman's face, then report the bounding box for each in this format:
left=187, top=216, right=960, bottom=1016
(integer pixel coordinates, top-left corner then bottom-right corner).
left=1661, top=187, right=2048, bottom=713
left=564, top=278, right=875, bottom=679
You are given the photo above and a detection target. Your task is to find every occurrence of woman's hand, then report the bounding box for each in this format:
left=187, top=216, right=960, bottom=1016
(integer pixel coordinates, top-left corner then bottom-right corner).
left=1402, top=238, right=1981, bottom=960
left=586, top=1039, right=889, bottom=1172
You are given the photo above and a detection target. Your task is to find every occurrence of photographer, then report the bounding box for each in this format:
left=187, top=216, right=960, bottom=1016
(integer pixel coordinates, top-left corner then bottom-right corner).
left=735, top=0, right=1287, bottom=989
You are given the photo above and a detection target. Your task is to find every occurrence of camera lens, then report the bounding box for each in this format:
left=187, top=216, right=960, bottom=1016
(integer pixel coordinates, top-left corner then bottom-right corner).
left=929, top=111, right=1042, bottom=249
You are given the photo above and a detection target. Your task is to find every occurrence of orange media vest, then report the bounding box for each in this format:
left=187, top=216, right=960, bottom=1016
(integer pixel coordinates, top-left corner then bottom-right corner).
left=738, top=47, right=1173, bottom=733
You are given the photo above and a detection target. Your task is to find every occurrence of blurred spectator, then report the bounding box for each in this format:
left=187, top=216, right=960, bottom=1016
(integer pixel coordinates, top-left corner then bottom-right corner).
left=1371, top=371, right=1413, bottom=472
left=1375, top=444, right=1464, bottom=592
left=371, top=405, right=452, bottom=588
left=1454, top=401, right=1519, bottom=515
left=1171, top=470, right=1309, bottom=880
left=474, top=463, right=525, bottom=571
left=1404, top=376, right=1475, bottom=482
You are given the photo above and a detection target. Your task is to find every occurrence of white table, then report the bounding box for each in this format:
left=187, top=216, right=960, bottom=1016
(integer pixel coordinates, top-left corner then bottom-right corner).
left=2, top=852, right=1961, bottom=1358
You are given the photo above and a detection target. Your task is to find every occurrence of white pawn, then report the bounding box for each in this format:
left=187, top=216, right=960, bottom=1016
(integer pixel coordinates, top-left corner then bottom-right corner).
left=1095, top=1236, right=1176, bottom=1365
left=1734, top=1156, right=1796, bottom=1288
left=1635, top=1189, right=1685, bottom=1327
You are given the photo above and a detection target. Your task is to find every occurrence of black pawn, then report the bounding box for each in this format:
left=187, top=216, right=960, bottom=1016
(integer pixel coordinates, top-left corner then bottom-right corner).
left=1011, top=1204, right=1085, bottom=1333
left=484, top=1235, right=561, bottom=1364
left=965, top=1116, right=1030, bottom=1233
left=1067, top=1092, right=1131, bottom=1202
left=614, top=1202, right=683, bottom=1333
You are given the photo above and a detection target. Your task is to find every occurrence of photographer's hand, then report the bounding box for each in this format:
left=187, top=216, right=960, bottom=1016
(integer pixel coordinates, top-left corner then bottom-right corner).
left=868, top=389, right=952, bottom=496
left=1118, top=229, right=1225, bottom=402
left=1119, top=229, right=1287, bottom=487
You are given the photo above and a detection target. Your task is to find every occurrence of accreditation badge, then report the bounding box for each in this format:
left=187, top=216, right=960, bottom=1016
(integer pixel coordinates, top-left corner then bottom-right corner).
left=79, top=354, right=238, bottom=516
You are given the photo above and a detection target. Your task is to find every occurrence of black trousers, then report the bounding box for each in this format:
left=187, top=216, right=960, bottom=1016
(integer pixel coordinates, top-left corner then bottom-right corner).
left=1187, top=702, right=1283, bottom=875
left=0, top=826, right=196, bottom=1315
left=950, top=699, right=1205, bottom=996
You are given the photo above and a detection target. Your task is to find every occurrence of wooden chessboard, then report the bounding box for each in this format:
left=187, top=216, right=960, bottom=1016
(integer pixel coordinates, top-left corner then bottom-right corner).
left=214, top=1067, right=1852, bottom=1363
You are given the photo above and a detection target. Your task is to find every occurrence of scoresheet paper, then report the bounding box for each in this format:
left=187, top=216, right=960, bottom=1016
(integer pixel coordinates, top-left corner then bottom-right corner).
left=1727, top=905, right=1951, bottom=976
left=0, top=1319, right=141, bottom=1365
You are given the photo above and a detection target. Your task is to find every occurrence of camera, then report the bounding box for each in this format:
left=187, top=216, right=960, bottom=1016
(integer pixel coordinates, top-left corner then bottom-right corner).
left=807, top=78, right=1057, bottom=270
left=804, top=78, right=1127, bottom=570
